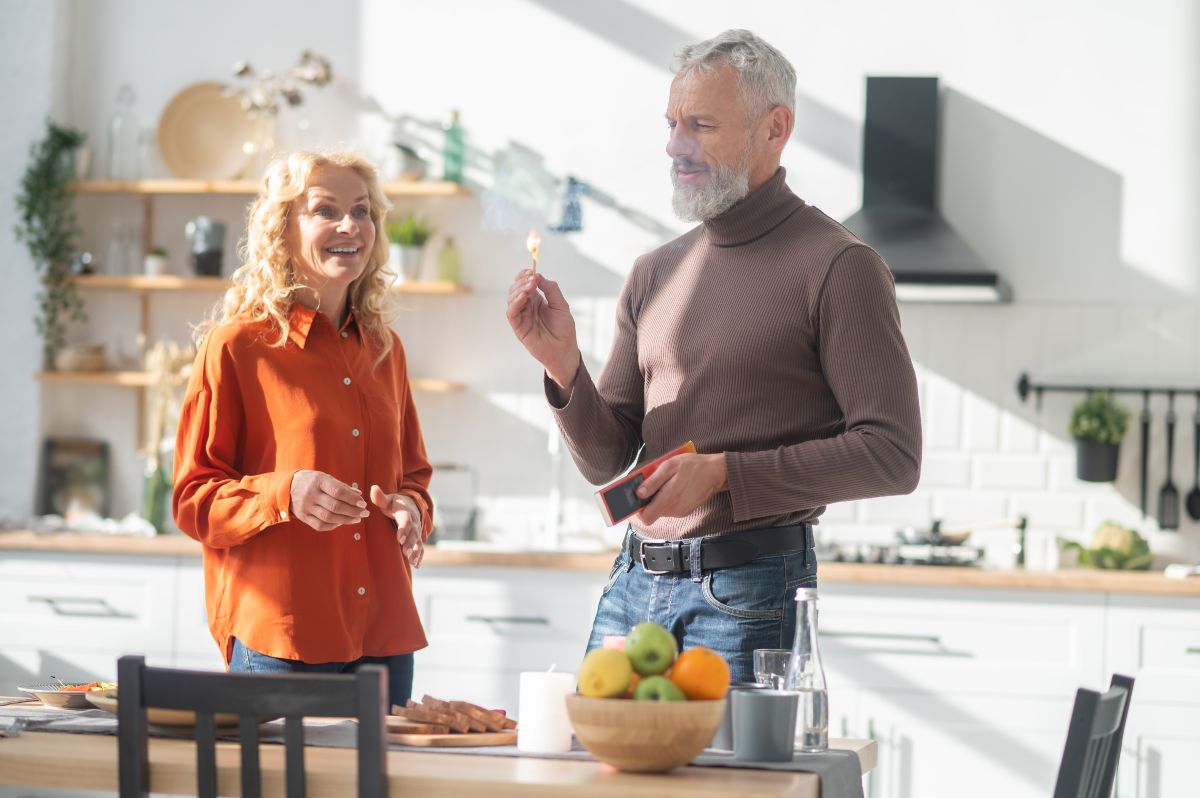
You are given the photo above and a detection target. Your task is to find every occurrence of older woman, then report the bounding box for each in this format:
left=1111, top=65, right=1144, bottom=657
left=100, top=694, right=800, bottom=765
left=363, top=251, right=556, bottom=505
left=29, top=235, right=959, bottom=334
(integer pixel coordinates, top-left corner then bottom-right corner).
left=173, top=150, right=432, bottom=707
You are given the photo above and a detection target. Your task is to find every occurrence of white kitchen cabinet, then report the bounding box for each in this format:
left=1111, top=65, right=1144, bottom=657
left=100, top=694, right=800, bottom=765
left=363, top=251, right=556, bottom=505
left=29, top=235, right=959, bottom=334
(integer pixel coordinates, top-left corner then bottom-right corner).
left=1105, top=595, right=1200, bottom=798
left=819, top=582, right=1108, bottom=798
left=410, top=565, right=607, bottom=713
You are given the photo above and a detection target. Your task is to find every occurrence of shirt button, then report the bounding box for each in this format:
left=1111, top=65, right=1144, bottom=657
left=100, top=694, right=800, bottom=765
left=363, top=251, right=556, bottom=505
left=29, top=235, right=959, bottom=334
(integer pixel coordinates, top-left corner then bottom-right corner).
left=351, top=482, right=359, bottom=490
left=280, top=511, right=288, bottom=521
left=341, top=331, right=349, bottom=339
left=354, top=532, right=362, bottom=541
left=343, top=377, right=351, bottom=385
left=357, top=586, right=366, bottom=596
left=352, top=428, right=360, bottom=437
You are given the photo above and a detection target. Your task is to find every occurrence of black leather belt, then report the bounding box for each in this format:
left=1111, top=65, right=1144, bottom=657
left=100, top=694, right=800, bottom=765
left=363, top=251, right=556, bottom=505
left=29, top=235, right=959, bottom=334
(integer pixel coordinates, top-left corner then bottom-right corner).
left=629, top=523, right=814, bottom=574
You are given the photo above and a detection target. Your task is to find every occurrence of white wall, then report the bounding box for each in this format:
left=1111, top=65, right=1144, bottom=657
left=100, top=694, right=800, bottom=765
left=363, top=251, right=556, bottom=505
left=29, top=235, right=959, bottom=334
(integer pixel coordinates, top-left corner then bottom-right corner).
left=6, top=0, right=1199, bottom=562
left=0, top=0, right=70, bottom=522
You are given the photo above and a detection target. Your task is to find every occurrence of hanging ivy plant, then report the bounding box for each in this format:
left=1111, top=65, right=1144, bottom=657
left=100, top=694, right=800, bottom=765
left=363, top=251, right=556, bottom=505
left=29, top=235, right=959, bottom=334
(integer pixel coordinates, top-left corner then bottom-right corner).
left=14, top=120, right=87, bottom=370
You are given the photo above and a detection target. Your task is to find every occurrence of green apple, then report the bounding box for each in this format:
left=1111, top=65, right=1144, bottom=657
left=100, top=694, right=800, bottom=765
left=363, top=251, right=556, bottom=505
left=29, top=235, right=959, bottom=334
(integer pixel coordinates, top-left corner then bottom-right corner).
left=624, top=621, right=678, bottom=676
left=577, top=648, right=634, bottom=698
left=632, top=675, right=686, bottom=702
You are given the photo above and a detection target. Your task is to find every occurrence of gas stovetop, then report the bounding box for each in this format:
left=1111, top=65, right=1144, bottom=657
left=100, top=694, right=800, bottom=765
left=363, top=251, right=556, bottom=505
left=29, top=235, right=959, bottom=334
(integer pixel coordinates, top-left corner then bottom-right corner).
left=818, top=542, right=985, bottom=567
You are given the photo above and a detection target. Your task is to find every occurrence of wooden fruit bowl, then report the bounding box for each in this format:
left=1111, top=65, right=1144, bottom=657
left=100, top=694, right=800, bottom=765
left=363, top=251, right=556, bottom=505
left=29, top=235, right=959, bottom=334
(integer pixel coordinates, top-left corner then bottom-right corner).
left=565, top=693, right=725, bottom=773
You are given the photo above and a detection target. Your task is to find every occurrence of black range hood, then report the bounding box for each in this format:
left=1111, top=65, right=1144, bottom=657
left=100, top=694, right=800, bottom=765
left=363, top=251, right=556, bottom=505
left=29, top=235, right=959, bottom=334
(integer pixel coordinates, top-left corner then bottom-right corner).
left=842, top=76, right=1010, bottom=303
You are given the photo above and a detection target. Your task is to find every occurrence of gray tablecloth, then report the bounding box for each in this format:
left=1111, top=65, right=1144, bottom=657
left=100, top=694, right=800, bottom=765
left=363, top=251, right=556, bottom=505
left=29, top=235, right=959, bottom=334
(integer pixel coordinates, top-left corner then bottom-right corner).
left=1, top=705, right=864, bottom=798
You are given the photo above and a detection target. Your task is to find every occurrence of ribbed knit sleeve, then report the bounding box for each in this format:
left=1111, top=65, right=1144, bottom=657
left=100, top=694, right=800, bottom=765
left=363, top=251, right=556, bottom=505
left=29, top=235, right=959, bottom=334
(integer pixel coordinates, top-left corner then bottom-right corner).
left=724, top=245, right=922, bottom=521
left=546, top=267, right=646, bottom=484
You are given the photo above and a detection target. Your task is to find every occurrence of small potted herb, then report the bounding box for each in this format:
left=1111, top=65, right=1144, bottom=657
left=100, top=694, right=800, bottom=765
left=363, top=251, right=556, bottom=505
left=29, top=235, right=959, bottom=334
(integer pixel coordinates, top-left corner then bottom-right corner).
left=385, top=213, right=434, bottom=282
left=143, top=246, right=168, bottom=276
left=1069, top=392, right=1129, bottom=482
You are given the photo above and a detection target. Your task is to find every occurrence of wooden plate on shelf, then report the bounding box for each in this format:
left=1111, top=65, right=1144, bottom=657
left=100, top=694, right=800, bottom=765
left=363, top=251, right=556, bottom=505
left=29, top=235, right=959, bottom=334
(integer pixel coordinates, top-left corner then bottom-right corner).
left=158, top=82, right=256, bottom=180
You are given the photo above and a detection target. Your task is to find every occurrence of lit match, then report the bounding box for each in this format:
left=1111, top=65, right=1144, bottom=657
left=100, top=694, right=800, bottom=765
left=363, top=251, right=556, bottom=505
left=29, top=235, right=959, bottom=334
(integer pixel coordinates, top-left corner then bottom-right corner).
left=526, top=229, right=541, bottom=274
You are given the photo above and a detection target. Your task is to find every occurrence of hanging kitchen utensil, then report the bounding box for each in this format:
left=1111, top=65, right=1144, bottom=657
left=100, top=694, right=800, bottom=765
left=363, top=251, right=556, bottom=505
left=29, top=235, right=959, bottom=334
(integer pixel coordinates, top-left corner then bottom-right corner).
left=1158, top=391, right=1179, bottom=530
left=1139, top=391, right=1151, bottom=518
left=1186, top=392, right=1200, bottom=521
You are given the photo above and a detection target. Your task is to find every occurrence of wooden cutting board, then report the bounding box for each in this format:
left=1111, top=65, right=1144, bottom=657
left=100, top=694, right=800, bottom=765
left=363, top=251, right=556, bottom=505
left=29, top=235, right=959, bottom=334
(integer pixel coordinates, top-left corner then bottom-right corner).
left=387, top=730, right=517, bottom=747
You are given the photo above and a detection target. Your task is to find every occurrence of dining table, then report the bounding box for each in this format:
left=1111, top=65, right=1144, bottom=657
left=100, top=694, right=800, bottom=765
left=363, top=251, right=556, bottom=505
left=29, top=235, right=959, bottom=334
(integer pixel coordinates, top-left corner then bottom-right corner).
left=0, top=719, right=876, bottom=798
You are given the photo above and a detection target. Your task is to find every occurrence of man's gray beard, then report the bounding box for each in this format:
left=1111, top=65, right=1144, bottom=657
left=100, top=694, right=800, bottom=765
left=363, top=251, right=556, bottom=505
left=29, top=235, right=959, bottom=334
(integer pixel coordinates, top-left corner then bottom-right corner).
left=671, top=161, right=751, bottom=222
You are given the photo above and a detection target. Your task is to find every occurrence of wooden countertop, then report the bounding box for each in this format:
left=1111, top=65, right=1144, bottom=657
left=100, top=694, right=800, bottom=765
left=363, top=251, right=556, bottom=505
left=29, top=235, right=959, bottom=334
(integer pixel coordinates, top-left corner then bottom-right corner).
left=2, top=530, right=1198, bottom=596
left=0, top=730, right=875, bottom=798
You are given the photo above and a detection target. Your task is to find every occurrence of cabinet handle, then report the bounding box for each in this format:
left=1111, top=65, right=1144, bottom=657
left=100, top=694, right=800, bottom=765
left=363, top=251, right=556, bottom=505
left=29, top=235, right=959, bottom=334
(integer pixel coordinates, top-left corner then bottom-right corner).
left=464, top=615, right=550, bottom=626
left=28, top=595, right=133, bottom=619
left=1186, top=647, right=1200, bottom=655
left=821, top=630, right=942, bottom=644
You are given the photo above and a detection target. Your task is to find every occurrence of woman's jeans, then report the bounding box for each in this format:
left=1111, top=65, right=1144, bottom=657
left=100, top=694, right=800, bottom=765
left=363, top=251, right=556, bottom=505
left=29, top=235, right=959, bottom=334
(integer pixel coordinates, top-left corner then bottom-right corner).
left=229, top=638, right=414, bottom=710
left=585, top=530, right=818, bottom=684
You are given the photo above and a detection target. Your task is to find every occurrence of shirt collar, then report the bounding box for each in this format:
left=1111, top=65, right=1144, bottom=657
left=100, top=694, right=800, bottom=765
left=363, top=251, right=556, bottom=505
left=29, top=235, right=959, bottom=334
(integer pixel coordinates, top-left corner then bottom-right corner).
left=286, top=304, right=360, bottom=348
left=701, top=167, right=806, bottom=248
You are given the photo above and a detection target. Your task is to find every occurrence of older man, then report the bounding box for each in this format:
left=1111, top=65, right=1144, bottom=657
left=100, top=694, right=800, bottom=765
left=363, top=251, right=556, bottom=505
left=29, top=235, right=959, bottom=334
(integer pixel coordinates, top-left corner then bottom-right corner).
left=506, top=30, right=921, bottom=681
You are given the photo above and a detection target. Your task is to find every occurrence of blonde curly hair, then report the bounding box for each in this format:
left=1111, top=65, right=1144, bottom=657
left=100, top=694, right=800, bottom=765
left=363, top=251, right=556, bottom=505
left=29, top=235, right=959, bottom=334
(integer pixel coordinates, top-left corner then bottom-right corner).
left=199, top=149, right=396, bottom=361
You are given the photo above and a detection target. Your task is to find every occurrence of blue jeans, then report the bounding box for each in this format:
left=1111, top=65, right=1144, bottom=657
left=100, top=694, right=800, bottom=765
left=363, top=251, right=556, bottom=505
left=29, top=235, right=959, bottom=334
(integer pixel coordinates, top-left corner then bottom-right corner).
left=585, top=530, right=818, bottom=684
left=229, top=638, right=414, bottom=710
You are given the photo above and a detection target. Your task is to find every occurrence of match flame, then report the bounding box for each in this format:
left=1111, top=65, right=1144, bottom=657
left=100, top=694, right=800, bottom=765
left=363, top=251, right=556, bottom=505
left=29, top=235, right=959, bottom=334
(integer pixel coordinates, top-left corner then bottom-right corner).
left=526, top=229, right=541, bottom=272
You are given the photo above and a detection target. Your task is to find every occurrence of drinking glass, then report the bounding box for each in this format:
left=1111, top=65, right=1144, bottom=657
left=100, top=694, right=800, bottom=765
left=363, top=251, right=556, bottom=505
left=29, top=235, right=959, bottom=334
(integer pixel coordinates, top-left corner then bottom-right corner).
left=753, top=648, right=791, bottom=689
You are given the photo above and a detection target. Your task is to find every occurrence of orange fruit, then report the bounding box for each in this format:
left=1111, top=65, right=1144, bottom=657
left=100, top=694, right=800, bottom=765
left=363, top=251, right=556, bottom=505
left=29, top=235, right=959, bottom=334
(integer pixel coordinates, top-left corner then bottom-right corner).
left=625, top=672, right=642, bottom=697
left=667, top=647, right=730, bottom=700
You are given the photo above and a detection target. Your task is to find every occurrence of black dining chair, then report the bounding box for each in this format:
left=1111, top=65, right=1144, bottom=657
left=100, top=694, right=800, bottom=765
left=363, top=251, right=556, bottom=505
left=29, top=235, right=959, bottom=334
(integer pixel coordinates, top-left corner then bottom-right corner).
left=1052, top=673, right=1135, bottom=798
left=116, top=654, right=388, bottom=798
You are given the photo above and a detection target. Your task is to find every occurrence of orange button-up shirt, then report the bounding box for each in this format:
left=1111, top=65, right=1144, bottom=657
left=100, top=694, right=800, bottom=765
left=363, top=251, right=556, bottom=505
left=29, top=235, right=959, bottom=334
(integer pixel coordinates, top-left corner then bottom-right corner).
left=173, top=304, right=433, bottom=665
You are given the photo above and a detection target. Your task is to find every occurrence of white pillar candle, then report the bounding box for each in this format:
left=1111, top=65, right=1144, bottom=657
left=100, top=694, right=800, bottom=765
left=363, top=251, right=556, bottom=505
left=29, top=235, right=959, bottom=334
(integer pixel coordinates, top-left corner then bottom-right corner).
left=516, top=671, right=576, bottom=753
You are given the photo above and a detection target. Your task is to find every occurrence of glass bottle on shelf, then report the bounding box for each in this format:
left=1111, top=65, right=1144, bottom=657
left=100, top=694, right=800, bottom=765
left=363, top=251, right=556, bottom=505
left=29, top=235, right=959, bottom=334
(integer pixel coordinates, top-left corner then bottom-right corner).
left=104, top=219, right=127, bottom=276
left=785, top=587, right=829, bottom=752
left=436, top=236, right=462, bottom=284
left=106, top=84, right=141, bottom=181
left=442, top=109, right=464, bottom=184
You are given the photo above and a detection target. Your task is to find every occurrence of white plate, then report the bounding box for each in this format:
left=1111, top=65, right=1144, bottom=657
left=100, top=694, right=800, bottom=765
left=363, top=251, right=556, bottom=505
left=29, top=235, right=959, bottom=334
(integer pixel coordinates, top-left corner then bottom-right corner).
left=158, top=82, right=257, bottom=180
left=18, top=683, right=99, bottom=709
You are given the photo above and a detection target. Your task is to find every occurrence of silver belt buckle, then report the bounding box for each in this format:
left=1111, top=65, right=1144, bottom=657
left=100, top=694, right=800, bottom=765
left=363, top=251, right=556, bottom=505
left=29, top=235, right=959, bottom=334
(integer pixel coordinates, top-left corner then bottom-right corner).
left=638, top=538, right=673, bottom=574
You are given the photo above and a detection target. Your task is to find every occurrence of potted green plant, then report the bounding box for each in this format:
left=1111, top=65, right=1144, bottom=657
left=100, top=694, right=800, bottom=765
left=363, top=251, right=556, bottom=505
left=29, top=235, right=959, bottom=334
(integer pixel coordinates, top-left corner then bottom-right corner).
left=14, top=120, right=88, bottom=370
left=386, top=213, right=434, bottom=283
left=143, top=246, right=168, bottom=276
left=1069, top=391, right=1129, bottom=482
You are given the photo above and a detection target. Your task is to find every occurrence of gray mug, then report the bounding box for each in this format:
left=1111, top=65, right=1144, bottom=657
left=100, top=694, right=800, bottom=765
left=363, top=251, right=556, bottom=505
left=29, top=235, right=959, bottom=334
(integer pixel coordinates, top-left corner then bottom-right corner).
left=709, top=682, right=767, bottom=751
left=732, top=689, right=798, bottom=762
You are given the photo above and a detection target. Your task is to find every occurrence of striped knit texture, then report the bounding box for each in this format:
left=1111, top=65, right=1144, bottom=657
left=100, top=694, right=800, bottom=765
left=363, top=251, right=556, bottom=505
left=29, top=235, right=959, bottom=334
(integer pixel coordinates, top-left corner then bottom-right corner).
left=549, top=168, right=922, bottom=540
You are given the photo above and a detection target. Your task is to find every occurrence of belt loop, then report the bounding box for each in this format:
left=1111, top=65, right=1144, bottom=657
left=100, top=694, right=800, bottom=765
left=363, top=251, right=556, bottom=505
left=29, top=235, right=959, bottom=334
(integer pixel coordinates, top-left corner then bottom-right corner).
left=688, top=538, right=703, bottom=583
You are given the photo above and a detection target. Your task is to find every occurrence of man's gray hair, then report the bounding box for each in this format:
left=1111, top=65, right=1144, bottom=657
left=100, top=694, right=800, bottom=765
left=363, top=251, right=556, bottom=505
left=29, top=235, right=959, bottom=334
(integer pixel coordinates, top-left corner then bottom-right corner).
left=673, top=29, right=796, bottom=119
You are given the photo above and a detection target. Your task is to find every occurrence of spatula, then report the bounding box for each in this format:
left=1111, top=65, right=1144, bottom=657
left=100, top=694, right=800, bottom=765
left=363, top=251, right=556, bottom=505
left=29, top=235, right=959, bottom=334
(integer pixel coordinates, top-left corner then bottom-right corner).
left=1139, top=391, right=1151, bottom=518
left=1158, top=391, right=1179, bottom=530
left=1186, top=392, right=1200, bottom=521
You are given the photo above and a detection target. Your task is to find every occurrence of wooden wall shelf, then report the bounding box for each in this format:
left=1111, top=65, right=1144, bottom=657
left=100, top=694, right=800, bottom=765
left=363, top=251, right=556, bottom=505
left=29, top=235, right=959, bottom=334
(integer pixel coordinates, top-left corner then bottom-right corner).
left=73, top=275, right=470, bottom=295
left=36, top=372, right=465, bottom=393
left=69, top=179, right=470, bottom=198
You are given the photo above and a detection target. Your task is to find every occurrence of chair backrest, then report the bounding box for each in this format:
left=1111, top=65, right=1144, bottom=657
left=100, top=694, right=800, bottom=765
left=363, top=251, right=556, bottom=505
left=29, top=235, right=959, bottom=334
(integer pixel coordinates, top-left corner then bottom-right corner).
left=1052, top=673, right=1135, bottom=798
left=117, top=654, right=388, bottom=798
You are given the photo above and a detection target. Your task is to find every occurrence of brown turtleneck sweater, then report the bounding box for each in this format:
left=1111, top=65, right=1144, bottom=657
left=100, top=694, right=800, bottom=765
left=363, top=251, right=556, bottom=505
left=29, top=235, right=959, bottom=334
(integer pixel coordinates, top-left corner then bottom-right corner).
left=547, top=168, right=922, bottom=541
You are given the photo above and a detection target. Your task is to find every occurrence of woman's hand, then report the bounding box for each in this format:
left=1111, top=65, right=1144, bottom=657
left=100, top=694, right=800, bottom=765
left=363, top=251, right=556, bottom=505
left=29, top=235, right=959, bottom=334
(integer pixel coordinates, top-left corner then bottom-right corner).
left=289, top=470, right=369, bottom=531
left=370, top=485, right=424, bottom=568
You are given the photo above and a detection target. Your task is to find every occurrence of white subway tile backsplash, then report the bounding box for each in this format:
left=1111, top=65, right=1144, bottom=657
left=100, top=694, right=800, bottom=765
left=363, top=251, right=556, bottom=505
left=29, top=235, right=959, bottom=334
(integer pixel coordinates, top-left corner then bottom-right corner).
left=1000, top=412, right=1040, bottom=452
left=963, top=392, right=1000, bottom=450
left=932, top=492, right=1010, bottom=524
left=919, top=453, right=972, bottom=489
left=924, top=374, right=963, bottom=450
left=1009, top=494, right=1085, bottom=530
left=974, top=455, right=1048, bottom=491
left=858, top=493, right=932, bottom=525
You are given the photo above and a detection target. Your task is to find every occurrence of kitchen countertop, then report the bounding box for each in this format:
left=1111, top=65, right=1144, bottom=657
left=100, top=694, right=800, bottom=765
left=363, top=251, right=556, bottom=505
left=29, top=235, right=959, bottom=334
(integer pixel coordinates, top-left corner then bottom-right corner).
left=1, top=530, right=1198, bottom=596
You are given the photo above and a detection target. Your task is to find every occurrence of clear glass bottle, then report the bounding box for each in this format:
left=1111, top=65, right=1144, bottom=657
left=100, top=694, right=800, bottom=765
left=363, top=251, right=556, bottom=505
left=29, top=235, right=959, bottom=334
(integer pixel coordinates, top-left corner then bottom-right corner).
left=436, top=236, right=462, bottom=283
left=106, top=84, right=141, bottom=180
left=785, top=587, right=829, bottom=752
left=104, top=219, right=127, bottom=276
left=442, top=109, right=464, bottom=184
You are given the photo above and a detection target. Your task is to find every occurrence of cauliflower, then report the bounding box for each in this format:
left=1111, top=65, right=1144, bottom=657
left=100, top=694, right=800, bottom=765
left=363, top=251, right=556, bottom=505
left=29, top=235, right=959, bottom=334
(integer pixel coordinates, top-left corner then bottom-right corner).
left=1064, top=521, right=1153, bottom=570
